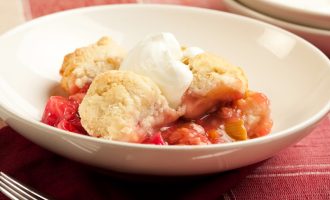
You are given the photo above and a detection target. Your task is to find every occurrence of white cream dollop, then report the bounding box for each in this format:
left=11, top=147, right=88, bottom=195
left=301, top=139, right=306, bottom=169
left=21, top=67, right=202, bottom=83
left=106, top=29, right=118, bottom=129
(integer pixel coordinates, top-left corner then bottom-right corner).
left=120, top=32, right=194, bottom=109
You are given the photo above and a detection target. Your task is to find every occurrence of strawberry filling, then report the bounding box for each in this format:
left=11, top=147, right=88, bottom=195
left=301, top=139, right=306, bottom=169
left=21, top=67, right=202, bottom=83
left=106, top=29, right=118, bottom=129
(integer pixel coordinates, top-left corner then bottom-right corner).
left=42, top=85, right=272, bottom=145
left=41, top=93, right=87, bottom=135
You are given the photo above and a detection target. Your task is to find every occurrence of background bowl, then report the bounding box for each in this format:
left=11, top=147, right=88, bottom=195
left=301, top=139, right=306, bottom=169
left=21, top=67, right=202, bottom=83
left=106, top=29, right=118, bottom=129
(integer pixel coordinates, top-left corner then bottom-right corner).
left=223, top=0, right=330, bottom=56
left=0, top=4, right=329, bottom=175
left=237, top=0, right=330, bottom=30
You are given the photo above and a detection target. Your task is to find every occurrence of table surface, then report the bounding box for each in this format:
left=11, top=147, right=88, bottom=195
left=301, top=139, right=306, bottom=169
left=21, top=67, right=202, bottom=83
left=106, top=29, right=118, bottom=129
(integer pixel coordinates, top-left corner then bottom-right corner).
left=0, top=1, right=329, bottom=199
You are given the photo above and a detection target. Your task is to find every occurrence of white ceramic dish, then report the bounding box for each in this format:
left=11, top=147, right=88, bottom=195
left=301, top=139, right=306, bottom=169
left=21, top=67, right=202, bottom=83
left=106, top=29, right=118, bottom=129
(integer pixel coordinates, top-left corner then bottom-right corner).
left=223, top=0, right=330, bottom=56
left=0, top=4, right=329, bottom=176
left=238, top=0, right=330, bottom=30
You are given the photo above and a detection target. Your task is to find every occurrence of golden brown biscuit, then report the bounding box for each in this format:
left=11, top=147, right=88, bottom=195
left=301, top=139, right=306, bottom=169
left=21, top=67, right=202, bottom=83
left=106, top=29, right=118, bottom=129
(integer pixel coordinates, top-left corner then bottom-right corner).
left=183, top=53, right=248, bottom=119
left=60, top=37, right=126, bottom=94
left=79, top=70, right=182, bottom=143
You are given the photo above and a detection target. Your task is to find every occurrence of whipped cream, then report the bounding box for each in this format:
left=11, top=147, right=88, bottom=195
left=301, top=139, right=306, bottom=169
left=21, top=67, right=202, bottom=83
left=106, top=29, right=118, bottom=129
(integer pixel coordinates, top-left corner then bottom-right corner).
left=120, top=33, right=196, bottom=109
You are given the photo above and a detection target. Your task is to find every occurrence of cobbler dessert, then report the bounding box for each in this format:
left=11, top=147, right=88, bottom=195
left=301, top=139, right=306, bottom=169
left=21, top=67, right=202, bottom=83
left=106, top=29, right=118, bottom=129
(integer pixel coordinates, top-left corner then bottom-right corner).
left=42, top=33, right=272, bottom=145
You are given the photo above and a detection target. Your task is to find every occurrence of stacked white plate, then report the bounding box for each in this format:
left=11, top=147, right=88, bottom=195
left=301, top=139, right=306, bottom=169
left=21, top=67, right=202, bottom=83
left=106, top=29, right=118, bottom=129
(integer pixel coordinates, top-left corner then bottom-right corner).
left=223, top=0, right=330, bottom=56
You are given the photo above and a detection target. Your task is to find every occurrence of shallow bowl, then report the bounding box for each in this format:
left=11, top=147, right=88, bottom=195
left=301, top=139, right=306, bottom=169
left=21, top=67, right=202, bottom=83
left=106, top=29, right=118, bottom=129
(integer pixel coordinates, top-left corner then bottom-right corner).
left=0, top=4, right=329, bottom=175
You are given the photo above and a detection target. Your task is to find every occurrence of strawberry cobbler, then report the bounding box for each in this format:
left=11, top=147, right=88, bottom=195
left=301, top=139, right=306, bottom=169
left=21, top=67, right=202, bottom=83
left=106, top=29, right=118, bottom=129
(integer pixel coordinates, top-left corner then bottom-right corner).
left=42, top=33, right=272, bottom=145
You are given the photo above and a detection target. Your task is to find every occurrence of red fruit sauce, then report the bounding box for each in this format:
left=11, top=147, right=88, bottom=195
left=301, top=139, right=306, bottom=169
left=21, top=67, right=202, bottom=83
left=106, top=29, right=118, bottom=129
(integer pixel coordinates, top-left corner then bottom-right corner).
left=41, top=93, right=87, bottom=135
left=42, top=85, right=272, bottom=145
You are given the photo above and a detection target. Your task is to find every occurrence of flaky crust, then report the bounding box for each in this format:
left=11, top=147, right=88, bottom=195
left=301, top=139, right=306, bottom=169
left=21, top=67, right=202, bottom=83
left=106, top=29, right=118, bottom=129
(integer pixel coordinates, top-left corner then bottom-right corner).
left=188, top=53, right=248, bottom=97
left=183, top=53, right=248, bottom=118
left=79, top=71, right=182, bottom=143
left=60, top=37, right=126, bottom=94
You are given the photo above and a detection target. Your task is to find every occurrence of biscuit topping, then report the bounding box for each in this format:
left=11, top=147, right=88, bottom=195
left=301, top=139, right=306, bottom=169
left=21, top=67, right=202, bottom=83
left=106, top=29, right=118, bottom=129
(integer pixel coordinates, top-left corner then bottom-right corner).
left=41, top=34, right=272, bottom=145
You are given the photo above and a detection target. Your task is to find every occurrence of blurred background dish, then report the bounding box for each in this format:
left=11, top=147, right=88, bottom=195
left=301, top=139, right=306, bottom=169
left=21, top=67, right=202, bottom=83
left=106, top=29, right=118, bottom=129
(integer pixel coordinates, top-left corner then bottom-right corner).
left=223, top=0, right=330, bottom=56
left=238, top=0, right=330, bottom=30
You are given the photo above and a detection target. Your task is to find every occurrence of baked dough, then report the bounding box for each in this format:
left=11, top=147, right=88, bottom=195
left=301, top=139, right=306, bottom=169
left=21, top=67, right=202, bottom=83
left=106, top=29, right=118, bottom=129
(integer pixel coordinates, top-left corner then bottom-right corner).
left=79, top=70, right=182, bottom=143
left=60, top=37, right=125, bottom=94
left=183, top=53, right=248, bottom=118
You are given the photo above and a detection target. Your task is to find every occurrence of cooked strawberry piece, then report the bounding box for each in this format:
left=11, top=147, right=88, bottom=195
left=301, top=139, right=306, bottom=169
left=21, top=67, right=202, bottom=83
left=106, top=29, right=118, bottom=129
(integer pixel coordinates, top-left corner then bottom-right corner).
left=63, top=101, right=78, bottom=121
left=196, top=112, right=233, bottom=143
left=162, top=123, right=210, bottom=145
left=233, top=91, right=272, bottom=138
left=218, top=106, right=241, bottom=120
left=196, top=113, right=222, bottom=132
left=79, top=83, right=91, bottom=94
left=41, top=94, right=87, bottom=135
left=41, top=96, right=69, bottom=126
left=143, top=132, right=166, bottom=145
left=57, top=119, right=80, bottom=133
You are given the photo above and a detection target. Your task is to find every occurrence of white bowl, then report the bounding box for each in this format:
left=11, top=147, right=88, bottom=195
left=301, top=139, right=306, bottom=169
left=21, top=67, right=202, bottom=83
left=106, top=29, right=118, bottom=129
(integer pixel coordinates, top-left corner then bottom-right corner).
left=223, top=0, right=330, bottom=56
left=0, top=4, right=329, bottom=176
left=238, top=0, right=330, bottom=30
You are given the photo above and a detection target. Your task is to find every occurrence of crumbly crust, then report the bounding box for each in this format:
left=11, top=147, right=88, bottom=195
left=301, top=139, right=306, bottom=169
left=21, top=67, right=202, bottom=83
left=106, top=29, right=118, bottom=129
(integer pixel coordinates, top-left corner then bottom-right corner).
left=79, top=70, right=182, bottom=143
left=60, top=37, right=126, bottom=94
left=183, top=53, right=248, bottom=118
left=188, top=52, right=248, bottom=97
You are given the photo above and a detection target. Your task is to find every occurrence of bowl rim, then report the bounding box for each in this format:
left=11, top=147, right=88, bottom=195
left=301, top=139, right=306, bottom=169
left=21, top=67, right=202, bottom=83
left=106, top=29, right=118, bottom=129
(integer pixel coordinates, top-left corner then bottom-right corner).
left=223, top=0, right=330, bottom=36
left=239, top=0, right=330, bottom=17
left=0, top=4, right=329, bottom=150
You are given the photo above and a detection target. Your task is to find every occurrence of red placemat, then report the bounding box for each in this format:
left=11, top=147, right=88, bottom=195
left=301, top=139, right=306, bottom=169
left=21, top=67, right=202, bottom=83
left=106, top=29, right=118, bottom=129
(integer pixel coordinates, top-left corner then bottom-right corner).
left=225, top=116, right=330, bottom=199
left=0, top=126, right=259, bottom=200
left=1, top=117, right=329, bottom=200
